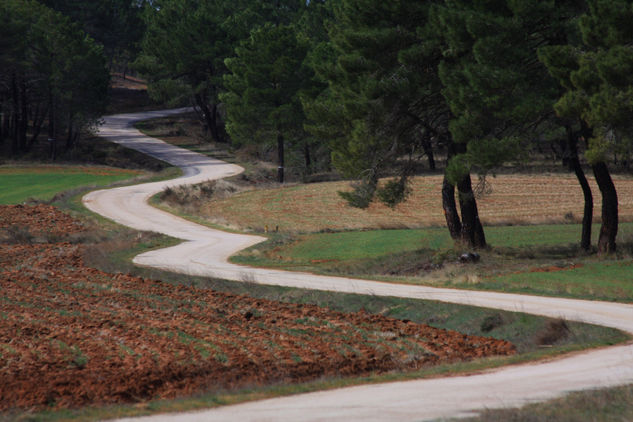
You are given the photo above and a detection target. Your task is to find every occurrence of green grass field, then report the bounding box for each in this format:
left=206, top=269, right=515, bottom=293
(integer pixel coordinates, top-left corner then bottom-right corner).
left=235, top=222, right=633, bottom=263
left=481, top=260, right=633, bottom=300
left=259, top=223, right=633, bottom=262
left=0, top=166, right=141, bottom=204
left=233, top=222, right=633, bottom=302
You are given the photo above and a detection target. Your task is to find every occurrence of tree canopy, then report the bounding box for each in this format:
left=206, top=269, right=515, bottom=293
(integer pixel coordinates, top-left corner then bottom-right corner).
left=0, top=0, right=109, bottom=156
left=222, top=23, right=313, bottom=183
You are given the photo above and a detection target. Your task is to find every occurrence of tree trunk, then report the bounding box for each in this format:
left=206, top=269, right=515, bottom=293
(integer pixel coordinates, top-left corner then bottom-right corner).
left=566, top=126, right=592, bottom=251
left=29, top=102, right=48, bottom=150
left=66, top=117, right=74, bottom=150
left=304, top=142, right=312, bottom=174
left=194, top=93, right=223, bottom=143
left=442, top=177, right=462, bottom=240
left=18, top=78, right=28, bottom=151
left=48, top=91, right=56, bottom=161
left=1, top=99, right=10, bottom=145
left=211, top=103, right=223, bottom=143
left=277, top=132, right=285, bottom=183
left=592, top=161, right=618, bottom=254
left=11, top=73, right=19, bottom=155
left=442, top=141, right=462, bottom=240
left=422, top=140, right=435, bottom=170
left=0, top=102, right=5, bottom=144
left=422, top=139, right=436, bottom=170
left=457, top=173, right=487, bottom=249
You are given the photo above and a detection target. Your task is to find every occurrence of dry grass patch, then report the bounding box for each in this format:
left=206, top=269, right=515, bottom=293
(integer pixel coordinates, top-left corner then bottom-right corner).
left=194, top=174, right=633, bottom=233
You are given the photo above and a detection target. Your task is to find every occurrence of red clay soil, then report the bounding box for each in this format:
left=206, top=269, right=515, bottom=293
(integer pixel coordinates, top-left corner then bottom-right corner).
left=0, top=204, right=84, bottom=235
left=529, top=264, right=584, bottom=273
left=0, top=205, right=515, bottom=411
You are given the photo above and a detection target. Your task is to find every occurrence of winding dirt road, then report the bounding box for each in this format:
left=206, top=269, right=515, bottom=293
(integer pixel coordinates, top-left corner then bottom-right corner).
left=83, top=110, right=633, bottom=421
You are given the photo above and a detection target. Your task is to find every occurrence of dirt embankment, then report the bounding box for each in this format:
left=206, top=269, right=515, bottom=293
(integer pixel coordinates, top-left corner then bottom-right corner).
left=0, top=205, right=515, bottom=411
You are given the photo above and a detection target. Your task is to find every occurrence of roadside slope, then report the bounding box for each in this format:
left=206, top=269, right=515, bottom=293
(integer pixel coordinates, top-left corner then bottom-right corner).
left=83, top=110, right=633, bottom=422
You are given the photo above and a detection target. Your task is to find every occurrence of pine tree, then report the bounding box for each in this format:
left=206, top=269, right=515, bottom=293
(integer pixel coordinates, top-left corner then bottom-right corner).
left=313, top=0, right=486, bottom=246
left=136, top=0, right=234, bottom=142
left=222, top=24, right=312, bottom=183
left=540, top=0, right=631, bottom=253
left=433, top=0, right=587, bottom=248
left=0, top=0, right=109, bottom=158
left=41, top=0, right=146, bottom=71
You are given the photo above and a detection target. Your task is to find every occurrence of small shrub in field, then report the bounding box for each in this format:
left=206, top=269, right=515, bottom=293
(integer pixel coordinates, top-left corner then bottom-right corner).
left=160, top=186, right=177, bottom=203
left=2, top=226, right=33, bottom=244
left=432, top=248, right=457, bottom=266
left=481, top=313, right=504, bottom=333
left=338, top=181, right=375, bottom=209
left=536, top=319, right=570, bottom=345
left=159, top=180, right=242, bottom=208
left=376, top=179, right=410, bottom=208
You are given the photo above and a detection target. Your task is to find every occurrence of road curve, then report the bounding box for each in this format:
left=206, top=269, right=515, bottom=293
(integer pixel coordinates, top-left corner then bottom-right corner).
left=83, top=110, right=633, bottom=421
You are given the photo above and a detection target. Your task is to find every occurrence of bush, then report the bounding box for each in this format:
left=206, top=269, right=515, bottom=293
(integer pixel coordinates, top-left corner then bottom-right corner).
left=1, top=226, right=33, bottom=244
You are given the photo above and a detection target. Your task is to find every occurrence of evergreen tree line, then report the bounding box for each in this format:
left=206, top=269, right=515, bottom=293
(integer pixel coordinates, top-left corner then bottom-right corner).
left=0, top=0, right=145, bottom=158
left=136, top=0, right=630, bottom=254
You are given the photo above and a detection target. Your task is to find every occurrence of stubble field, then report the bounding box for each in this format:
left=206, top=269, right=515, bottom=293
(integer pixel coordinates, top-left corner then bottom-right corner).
left=191, top=174, right=633, bottom=233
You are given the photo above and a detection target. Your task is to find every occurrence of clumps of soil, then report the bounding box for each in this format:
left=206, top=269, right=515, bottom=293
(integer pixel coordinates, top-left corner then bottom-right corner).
left=0, top=204, right=85, bottom=243
left=0, top=205, right=516, bottom=411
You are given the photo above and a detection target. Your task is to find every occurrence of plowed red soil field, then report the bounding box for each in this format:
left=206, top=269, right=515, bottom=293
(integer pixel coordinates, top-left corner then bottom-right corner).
left=0, top=205, right=515, bottom=411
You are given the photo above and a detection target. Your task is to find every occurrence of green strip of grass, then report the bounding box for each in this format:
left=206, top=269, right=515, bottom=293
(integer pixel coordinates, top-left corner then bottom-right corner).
left=285, top=228, right=448, bottom=261
left=232, top=222, right=633, bottom=303
left=0, top=166, right=141, bottom=204
left=458, top=384, right=633, bottom=422
left=250, top=223, right=633, bottom=263
left=479, top=261, right=633, bottom=301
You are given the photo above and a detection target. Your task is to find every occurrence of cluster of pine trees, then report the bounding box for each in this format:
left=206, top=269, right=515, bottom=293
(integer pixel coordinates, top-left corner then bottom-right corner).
left=137, top=0, right=631, bottom=254
left=0, top=0, right=145, bottom=158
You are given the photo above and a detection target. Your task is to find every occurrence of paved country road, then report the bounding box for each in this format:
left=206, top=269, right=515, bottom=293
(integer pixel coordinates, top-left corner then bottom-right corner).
left=83, top=110, right=633, bottom=421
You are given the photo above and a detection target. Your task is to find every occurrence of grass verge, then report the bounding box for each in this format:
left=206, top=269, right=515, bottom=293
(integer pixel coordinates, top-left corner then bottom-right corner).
left=457, top=384, right=633, bottom=422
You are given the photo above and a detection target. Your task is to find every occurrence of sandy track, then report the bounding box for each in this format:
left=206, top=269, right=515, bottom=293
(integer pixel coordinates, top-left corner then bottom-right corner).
left=83, top=110, right=633, bottom=421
